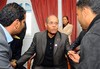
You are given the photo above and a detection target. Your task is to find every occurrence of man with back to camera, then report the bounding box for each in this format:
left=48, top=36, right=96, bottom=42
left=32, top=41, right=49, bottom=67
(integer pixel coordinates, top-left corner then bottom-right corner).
left=0, top=2, right=26, bottom=69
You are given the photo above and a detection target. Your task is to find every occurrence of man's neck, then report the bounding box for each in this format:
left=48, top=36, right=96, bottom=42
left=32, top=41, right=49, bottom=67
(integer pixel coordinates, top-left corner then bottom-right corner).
left=48, top=32, right=55, bottom=38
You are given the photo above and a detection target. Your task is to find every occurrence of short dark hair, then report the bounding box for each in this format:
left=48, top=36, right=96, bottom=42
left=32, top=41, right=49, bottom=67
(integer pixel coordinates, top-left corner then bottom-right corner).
left=0, top=2, right=26, bottom=27
left=77, top=0, right=100, bottom=14
left=63, top=16, right=69, bottom=20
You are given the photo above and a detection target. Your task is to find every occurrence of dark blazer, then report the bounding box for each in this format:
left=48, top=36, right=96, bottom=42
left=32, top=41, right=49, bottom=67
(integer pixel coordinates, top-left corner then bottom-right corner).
left=77, top=16, right=100, bottom=69
left=10, top=23, right=26, bottom=60
left=10, top=23, right=26, bottom=69
left=17, top=31, right=70, bottom=69
left=0, top=26, right=13, bottom=69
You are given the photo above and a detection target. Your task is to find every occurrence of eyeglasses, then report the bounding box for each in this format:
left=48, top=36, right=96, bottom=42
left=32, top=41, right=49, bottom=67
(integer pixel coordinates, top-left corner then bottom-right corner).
left=47, top=22, right=58, bottom=25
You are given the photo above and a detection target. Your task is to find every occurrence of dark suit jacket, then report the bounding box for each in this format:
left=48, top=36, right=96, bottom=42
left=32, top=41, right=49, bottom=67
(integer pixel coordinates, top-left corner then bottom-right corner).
left=17, top=31, right=70, bottom=69
left=77, top=16, right=100, bottom=69
left=10, top=23, right=26, bottom=60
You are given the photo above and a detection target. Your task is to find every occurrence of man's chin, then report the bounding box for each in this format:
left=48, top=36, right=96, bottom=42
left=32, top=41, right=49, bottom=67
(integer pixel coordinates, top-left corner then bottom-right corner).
left=47, top=30, right=57, bottom=35
left=50, top=32, right=57, bottom=35
left=49, top=32, right=56, bottom=35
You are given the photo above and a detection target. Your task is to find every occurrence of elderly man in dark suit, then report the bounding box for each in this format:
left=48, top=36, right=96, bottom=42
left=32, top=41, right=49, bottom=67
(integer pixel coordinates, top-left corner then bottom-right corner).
left=12, top=15, right=70, bottom=69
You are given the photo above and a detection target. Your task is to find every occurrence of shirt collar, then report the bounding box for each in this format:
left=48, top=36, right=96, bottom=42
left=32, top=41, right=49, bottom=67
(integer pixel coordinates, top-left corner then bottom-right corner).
left=0, top=24, right=13, bottom=43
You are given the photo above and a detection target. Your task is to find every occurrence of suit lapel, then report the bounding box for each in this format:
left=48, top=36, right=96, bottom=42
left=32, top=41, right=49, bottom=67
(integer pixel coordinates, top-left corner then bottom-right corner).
left=41, top=31, right=61, bottom=55
left=42, top=31, right=47, bottom=55
left=53, top=32, right=60, bottom=55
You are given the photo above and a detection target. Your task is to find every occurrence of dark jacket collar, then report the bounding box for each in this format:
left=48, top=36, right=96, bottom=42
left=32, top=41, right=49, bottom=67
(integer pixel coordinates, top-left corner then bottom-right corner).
left=87, top=14, right=100, bottom=31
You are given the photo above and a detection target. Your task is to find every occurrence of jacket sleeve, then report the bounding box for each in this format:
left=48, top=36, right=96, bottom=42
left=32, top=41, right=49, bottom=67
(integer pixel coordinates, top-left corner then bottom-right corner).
left=16, top=33, right=37, bottom=67
left=78, top=33, right=100, bottom=69
left=70, top=30, right=86, bottom=50
left=64, top=34, right=70, bottom=54
left=0, top=33, right=13, bottom=69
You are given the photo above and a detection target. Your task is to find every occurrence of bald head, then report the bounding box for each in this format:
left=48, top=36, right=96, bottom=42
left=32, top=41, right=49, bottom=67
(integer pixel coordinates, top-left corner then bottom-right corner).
left=46, top=15, right=59, bottom=23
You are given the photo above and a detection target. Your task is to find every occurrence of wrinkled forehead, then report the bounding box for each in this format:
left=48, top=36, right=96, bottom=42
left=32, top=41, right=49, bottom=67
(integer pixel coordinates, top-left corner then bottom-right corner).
left=47, top=15, right=58, bottom=22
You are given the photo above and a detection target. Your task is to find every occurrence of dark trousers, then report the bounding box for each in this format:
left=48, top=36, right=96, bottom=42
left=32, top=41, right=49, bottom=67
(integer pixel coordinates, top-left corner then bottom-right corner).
left=68, top=58, right=76, bottom=69
left=15, top=66, right=26, bottom=69
left=33, top=67, right=67, bottom=69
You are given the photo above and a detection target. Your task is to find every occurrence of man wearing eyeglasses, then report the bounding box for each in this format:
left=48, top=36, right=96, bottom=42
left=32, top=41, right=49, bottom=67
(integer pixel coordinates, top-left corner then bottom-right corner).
left=12, top=15, right=70, bottom=69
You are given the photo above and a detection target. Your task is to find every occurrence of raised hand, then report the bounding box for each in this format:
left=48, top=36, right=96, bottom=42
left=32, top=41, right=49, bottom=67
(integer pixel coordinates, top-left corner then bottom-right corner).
left=68, top=50, right=80, bottom=63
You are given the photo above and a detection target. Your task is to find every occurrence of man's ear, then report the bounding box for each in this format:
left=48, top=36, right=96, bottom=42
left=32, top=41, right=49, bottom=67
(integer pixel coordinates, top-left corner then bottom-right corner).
left=45, top=22, right=47, bottom=29
left=82, top=7, right=90, bottom=17
left=13, top=19, right=20, bottom=30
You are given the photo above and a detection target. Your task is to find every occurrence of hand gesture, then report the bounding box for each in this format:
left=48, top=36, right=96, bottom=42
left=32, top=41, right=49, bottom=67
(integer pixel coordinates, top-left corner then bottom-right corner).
left=68, top=50, right=80, bottom=63
left=10, top=59, right=17, bottom=68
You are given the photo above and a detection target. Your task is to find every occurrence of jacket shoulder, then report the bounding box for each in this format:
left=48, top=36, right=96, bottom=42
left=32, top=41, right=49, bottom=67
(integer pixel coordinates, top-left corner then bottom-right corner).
left=58, top=31, right=68, bottom=39
left=33, top=31, right=46, bottom=38
left=35, top=31, right=46, bottom=35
